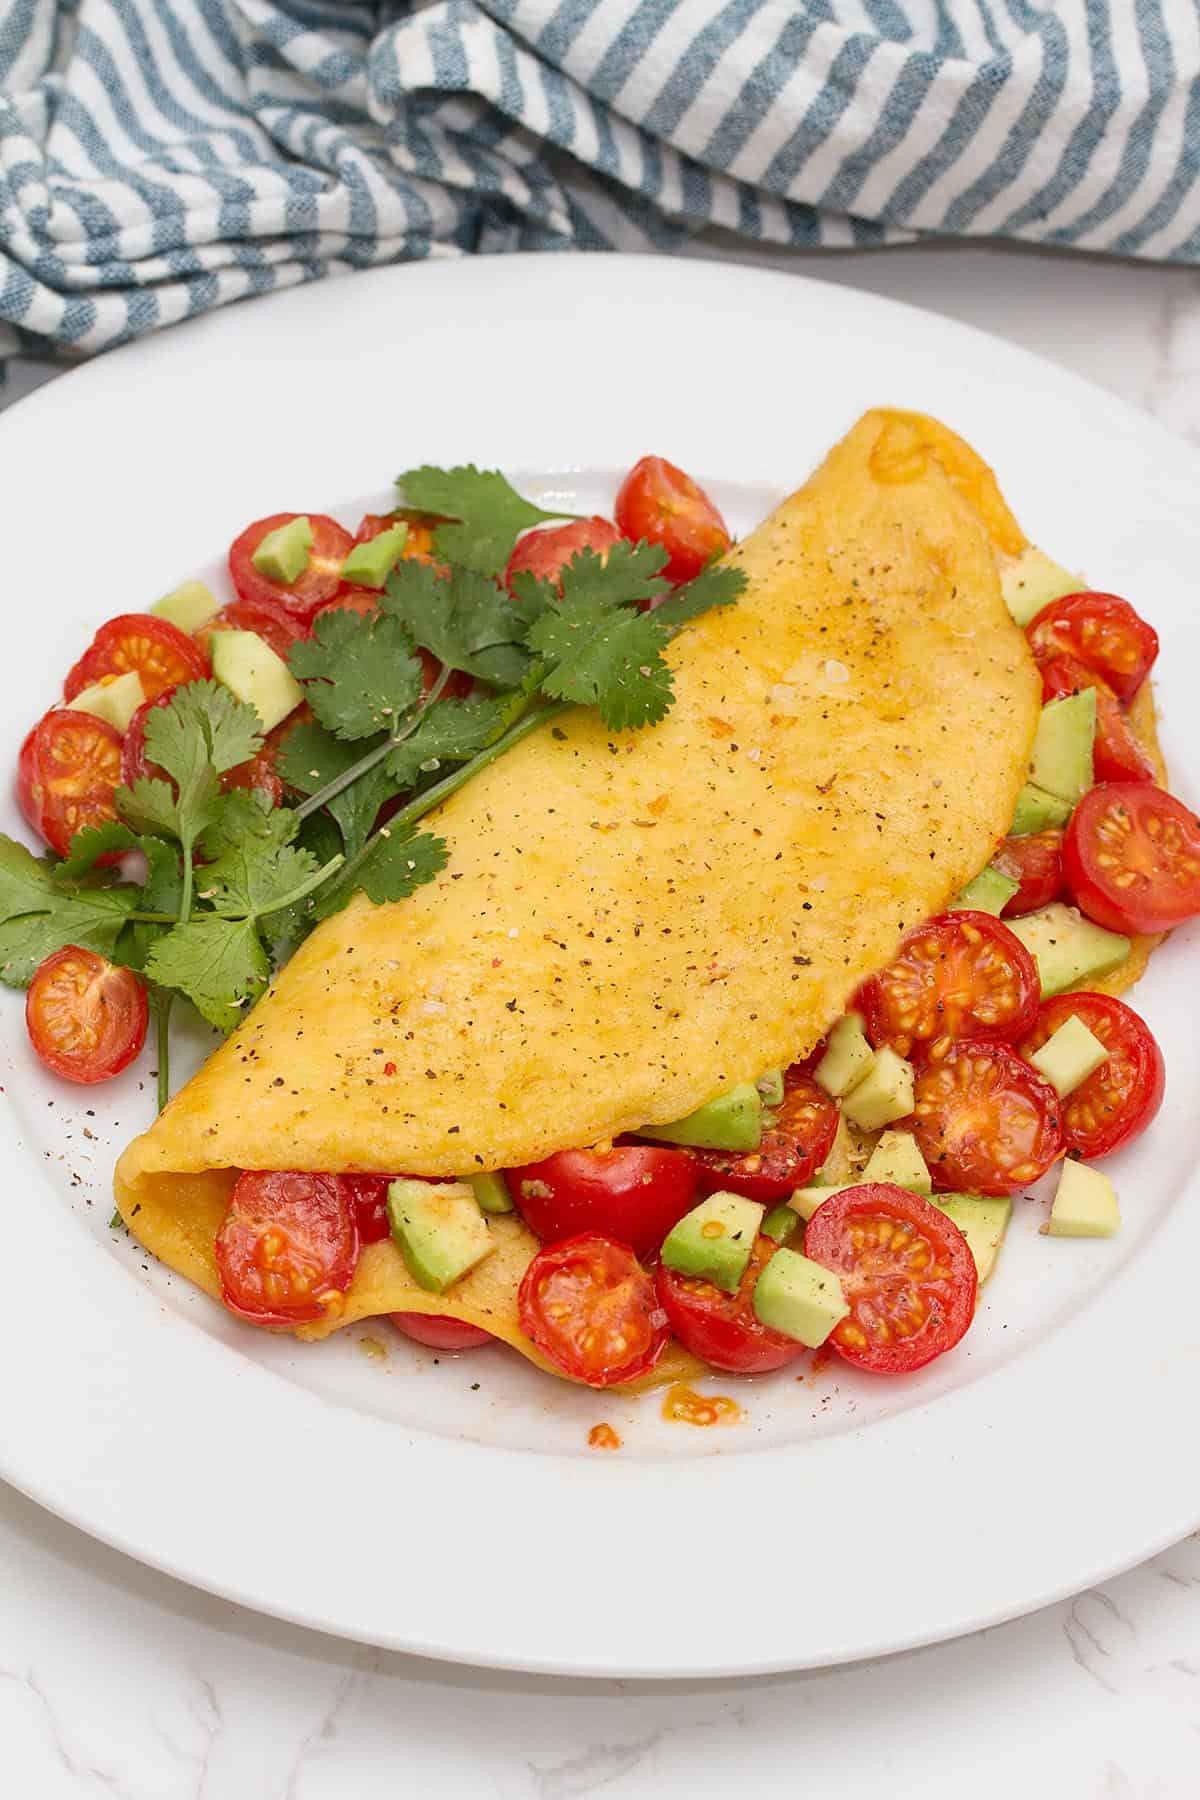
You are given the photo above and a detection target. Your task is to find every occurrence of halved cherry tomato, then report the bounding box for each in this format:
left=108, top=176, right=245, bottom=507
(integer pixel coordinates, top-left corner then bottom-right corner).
left=215, top=1170, right=360, bottom=1327
left=509, top=1145, right=698, bottom=1259
left=993, top=829, right=1064, bottom=917
left=1064, top=782, right=1200, bottom=935
left=504, top=517, right=622, bottom=592
left=1017, top=992, right=1164, bottom=1160
left=859, top=911, right=1039, bottom=1061
left=1027, top=592, right=1158, bottom=703
left=356, top=508, right=444, bottom=565
left=124, top=686, right=282, bottom=806
left=342, top=1173, right=393, bottom=1245
left=911, top=1040, right=1064, bottom=1194
left=1039, top=655, right=1156, bottom=786
left=518, top=1233, right=668, bottom=1387
left=64, top=613, right=207, bottom=704
left=198, top=597, right=309, bottom=664
left=229, top=512, right=354, bottom=621
left=17, top=708, right=123, bottom=857
left=390, top=1313, right=493, bottom=1350
left=690, top=1068, right=838, bottom=1203
left=803, top=1184, right=977, bottom=1374
left=221, top=745, right=283, bottom=808
left=25, top=947, right=147, bottom=1084
left=614, top=456, right=730, bottom=584
left=655, top=1234, right=805, bottom=1375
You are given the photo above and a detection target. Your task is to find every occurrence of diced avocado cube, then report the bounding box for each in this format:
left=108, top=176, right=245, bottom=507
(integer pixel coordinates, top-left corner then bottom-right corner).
left=340, top=523, right=409, bottom=589
left=151, top=579, right=219, bottom=635
left=931, top=1194, right=1012, bottom=1283
left=955, top=865, right=1020, bottom=917
left=210, top=628, right=303, bottom=733
left=813, top=1011, right=874, bottom=1098
left=470, top=1170, right=513, bottom=1215
left=1029, top=689, right=1096, bottom=805
left=1028, top=1014, right=1109, bottom=1097
left=1007, top=903, right=1130, bottom=997
left=252, top=515, right=313, bottom=584
left=68, top=670, right=145, bottom=734
left=1047, top=1161, right=1120, bottom=1238
left=647, top=1082, right=762, bottom=1152
left=761, top=1202, right=800, bottom=1244
left=752, top=1247, right=849, bottom=1346
left=789, top=1183, right=856, bottom=1222
left=756, top=1067, right=785, bottom=1108
left=660, top=1192, right=764, bottom=1293
left=1010, top=782, right=1074, bottom=835
left=999, top=547, right=1082, bottom=628
left=386, top=1178, right=494, bottom=1292
left=841, top=1048, right=915, bottom=1132
left=861, top=1129, right=931, bottom=1194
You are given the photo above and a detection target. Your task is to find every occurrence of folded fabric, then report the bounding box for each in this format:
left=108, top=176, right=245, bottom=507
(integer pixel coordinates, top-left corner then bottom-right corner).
left=2, top=0, right=1196, bottom=358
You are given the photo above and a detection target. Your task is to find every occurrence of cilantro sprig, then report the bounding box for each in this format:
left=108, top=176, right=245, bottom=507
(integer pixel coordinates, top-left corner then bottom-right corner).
left=0, top=462, right=745, bottom=1109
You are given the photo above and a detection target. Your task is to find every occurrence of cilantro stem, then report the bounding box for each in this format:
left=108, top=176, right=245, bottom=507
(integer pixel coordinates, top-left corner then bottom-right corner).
left=258, top=853, right=345, bottom=918
left=293, top=662, right=457, bottom=825
left=154, top=991, right=173, bottom=1113
left=388, top=698, right=569, bottom=833
left=179, top=843, right=194, bottom=928
left=128, top=909, right=183, bottom=924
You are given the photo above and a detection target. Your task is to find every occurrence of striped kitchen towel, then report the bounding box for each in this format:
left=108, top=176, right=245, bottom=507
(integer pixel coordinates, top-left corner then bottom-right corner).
left=2, top=1, right=1198, bottom=360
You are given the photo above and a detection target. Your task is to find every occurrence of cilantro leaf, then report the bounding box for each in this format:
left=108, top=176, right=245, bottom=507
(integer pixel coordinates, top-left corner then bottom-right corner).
left=385, top=696, right=513, bottom=789
left=382, top=561, right=529, bottom=688
left=115, top=836, right=184, bottom=974
left=59, top=822, right=141, bottom=878
left=198, top=838, right=322, bottom=921
left=277, top=721, right=397, bottom=861
left=115, top=777, right=183, bottom=841
left=144, top=919, right=270, bottom=1034
left=518, top=541, right=670, bottom=615
left=288, top=609, right=425, bottom=741
left=528, top=599, right=675, bottom=730
left=312, top=825, right=448, bottom=922
left=197, top=789, right=297, bottom=863
left=145, top=680, right=263, bottom=781
left=653, top=559, right=747, bottom=629
left=396, top=464, right=566, bottom=578
left=0, top=836, right=138, bottom=987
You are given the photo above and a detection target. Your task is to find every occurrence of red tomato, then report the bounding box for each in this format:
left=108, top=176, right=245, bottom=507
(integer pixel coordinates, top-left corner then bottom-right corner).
left=199, top=597, right=309, bottom=663
left=1064, top=783, right=1200, bottom=935
left=803, top=1185, right=977, bottom=1374
left=1039, top=655, right=1156, bottom=786
left=518, top=1233, right=668, bottom=1387
left=504, top=517, right=622, bottom=591
left=215, top=1171, right=360, bottom=1327
left=993, top=829, right=1064, bottom=917
left=221, top=745, right=283, bottom=808
left=655, top=1235, right=805, bottom=1375
left=313, top=588, right=379, bottom=621
left=509, top=1145, right=697, bottom=1259
left=342, top=1173, right=393, bottom=1244
left=229, top=512, right=354, bottom=621
left=390, top=1312, right=493, bottom=1350
left=859, top=911, right=1039, bottom=1061
left=911, top=1040, right=1064, bottom=1195
left=614, top=456, right=730, bottom=584
left=25, top=947, right=147, bottom=1085
left=1017, top=992, right=1164, bottom=1160
left=1027, top=592, right=1158, bottom=703
left=356, top=508, right=444, bottom=565
left=64, top=613, right=207, bottom=704
left=17, top=708, right=124, bottom=857
left=690, top=1068, right=838, bottom=1202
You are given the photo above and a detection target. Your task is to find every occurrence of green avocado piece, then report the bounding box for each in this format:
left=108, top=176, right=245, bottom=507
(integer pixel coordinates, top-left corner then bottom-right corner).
left=752, top=1246, right=849, bottom=1346
left=252, top=515, right=313, bottom=584
left=151, top=579, right=219, bottom=635
left=470, top=1170, right=513, bottom=1215
left=68, top=670, right=146, bottom=734
left=340, top=523, right=409, bottom=589
left=1047, top=1160, right=1120, bottom=1238
left=386, top=1178, right=494, bottom=1292
left=1010, top=782, right=1074, bottom=835
left=1007, top=902, right=1130, bottom=997
left=1028, top=1014, right=1109, bottom=1097
left=841, top=1047, right=915, bottom=1132
left=813, top=1011, right=874, bottom=1098
left=789, top=1183, right=855, bottom=1223
left=1029, top=689, right=1096, bottom=804
left=955, top=865, right=1020, bottom=917
left=761, top=1202, right=800, bottom=1244
left=660, top=1192, right=764, bottom=1292
left=756, top=1067, right=785, bottom=1108
left=210, top=628, right=304, bottom=734
left=930, top=1194, right=1012, bottom=1283
left=999, top=547, right=1082, bottom=628
left=861, top=1129, right=931, bottom=1194
left=646, top=1081, right=762, bottom=1152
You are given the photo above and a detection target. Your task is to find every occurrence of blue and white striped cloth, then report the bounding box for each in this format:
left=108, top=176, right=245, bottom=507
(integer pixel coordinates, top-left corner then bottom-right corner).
left=3, top=1, right=1198, bottom=360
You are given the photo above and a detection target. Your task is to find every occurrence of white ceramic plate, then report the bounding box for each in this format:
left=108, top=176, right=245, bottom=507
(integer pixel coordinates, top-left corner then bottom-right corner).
left=2, top=255, right=1197, bottom=1678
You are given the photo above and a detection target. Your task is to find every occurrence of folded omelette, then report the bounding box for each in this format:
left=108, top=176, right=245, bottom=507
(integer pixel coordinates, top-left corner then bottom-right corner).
left=114, top=409, right=1055, bottom=1371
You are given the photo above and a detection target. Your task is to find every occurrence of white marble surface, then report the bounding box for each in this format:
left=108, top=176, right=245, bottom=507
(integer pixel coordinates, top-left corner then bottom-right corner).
left=5, top=243, right=1200, bottom=1798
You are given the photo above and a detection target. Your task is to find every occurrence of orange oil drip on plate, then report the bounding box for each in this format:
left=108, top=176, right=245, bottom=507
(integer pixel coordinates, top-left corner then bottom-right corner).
left=661, top=1383, right=742, bottom=1428
left=588, top=1422, right=622, bottom=1451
